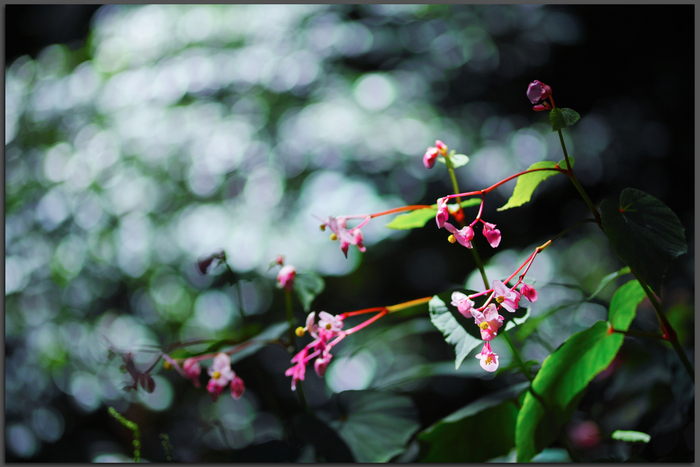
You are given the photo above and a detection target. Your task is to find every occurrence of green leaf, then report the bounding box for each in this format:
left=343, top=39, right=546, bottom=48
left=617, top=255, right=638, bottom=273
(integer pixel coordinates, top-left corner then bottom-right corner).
left=293, top=272, right=325, bottom=312
left=293, top=413, right=355, bottom=462
left=549, top=107, right=580, bottom=132
left=608, top=280, right=645, bottom=332
left=497, top=158, right=572, bottom=211
left=586, top=266, right=631, bottom=301
left=611, top=430, right=651, bottom=444
left=514, top=281, right=646, bottom=463
left=229, top=322, right=289, bottom=365
left=316, top=390, right=420, bottom=463
left=417, top=382, right=529, bottom=462
left=600, top=188, right=687, bottom=295
left=386, top=198, right=480, bottom=230
left=442, top=153, right=469, bottom=168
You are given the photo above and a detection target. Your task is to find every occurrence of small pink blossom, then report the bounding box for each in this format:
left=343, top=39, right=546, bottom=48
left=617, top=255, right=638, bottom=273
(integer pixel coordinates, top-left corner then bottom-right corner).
left=527, top=80, right=552, bottom=105
left=435, top=140, right=448, bottom=155
left=304, top=312, right=320, bottom=338
left=277, top=265, right=296, bottom=291
left=436, top=197, right=449, bottom=228
left=275, top=255, right=285, bottom=265
left=230, top=375, right=245, bottom=399
left=314, top=353, right=332, bottom=377
left=444, top=222, right=474, bottom=249
left=476, top=342, right=499, bottom=372
left=520, top=284, right=538, bottom=303
left=471, top=304, right=504, bottom=341
left=533, top=103, right=551, bottom=112
left=183, top=358, right=201, bottom=388
left=451, top=292, right=475, bottom=318
left=318, top=311, right=344, bottom=333
left=285, top=362, right=306, bottom=391
left=207, top=379, right=225, bottom=402
left=492, top=280, right=521, bottom=313
left=482, top=222, right=501, bottom=248
left=423, top=147, right=439, bottom=169
left=207, top=353, right=235, bottom=402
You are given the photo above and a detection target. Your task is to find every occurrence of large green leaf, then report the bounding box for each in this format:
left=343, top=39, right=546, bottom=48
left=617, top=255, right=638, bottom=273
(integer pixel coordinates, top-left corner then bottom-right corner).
left=386, top=198, right=480, bottom=230
left=315, top=390, right=420, bottom=463
left=497, top=158, right=572, bottom=211
left=549, top=107, right=580, bottom=132
left=429, top=290, right=530, bottom=369
left=600, top=188, right=687, bottom=295
left=515, top=281, right=646, bottom=462
left=417, top=382, right=530, bottom=462
left=293, top=272, right=325, bottom=312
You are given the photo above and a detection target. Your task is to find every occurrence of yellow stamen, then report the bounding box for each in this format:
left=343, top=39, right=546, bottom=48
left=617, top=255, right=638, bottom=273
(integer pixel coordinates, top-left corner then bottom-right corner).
left=448, top=234, right=456, bottom=243
left=479, top=322, right=489, bottom=330
left=295, top=326, right=306, bottom=337
left=495, top=296, right=505, bottom=304
left=212, top=371, right=221, bottom=380
left=484, top=355, right=493, bottom=365
left=325, top=323, right=332, bottom=330
left=330, top=233, right=338, bottom=241
left=163, top=361, right=172, bottom=370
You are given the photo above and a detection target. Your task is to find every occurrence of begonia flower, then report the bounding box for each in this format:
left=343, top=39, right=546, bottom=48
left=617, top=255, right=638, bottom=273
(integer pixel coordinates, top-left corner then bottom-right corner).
left=436, top=197, right=449, bottom=228
left=520, top=284, right=538, bottom=303
left=444, top=222, right=474, bottom=249
left=277, top=265, right=296, bottom=291
left=476, top=342, right=499, bottom=372
left=314, top=353, right=332, bottom=377
left=492, top=280, right=521, bottom=313
left=230, top=375, right=245, bottom=399
left=183, top=358, right=201, bottom=388
left=435, top=140, right=448, bottom=155
left=423, top=147, right=439, bottom=169
left=471, top=304, right=504, bottom=341
left=451, top=292, right=475, bottom=318
left=318, top=311, right=344, bottom=333
left=527, top=80, right=552, bottom=105
left=482, top=222, right=502, bottom=248
left=285, top=359, right=306, bottom=391
left=207, top=353, right=235, bottom=402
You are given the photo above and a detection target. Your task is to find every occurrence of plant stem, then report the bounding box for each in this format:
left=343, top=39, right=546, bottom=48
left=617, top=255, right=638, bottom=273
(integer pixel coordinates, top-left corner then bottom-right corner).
left=556, top=129, right=601, bottom=225
left=633, top=272, right=694, bottom=383
left=501, top=330, right=533, bottom=382
left=444, top=151, right=490, bottom=289
left=284, top=289, right=295, bottom=347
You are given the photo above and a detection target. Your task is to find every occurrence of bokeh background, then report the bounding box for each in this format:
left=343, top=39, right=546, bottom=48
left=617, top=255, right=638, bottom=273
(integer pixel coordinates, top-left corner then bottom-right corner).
left=5, top=4, right=694, bottom=462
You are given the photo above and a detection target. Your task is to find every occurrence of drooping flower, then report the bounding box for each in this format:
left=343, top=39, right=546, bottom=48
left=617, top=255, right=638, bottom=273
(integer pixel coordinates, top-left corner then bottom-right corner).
left=482, top=222, right=502, bottom=248
left=476, top=342, right=499, bottom=372
left=423, top=147, right=439, bottom=169
left=207, top=353, right=235, bottom=402
left=436, top=197, right=449, bottom=228
left=527, top=80, right=552, bottom=105
left=520, top=284, right=538, bottom=303
left=444, top=222, right=474, bottom=249
left=451, top=292, right=475, bottom=318
left=314, top=353, right=332, bottom=377
left=471, top=304, right=504, bottom=341
left=230, top=375, right=245, bottom=399
left=285, top=347, right=309, bottom=391
left=183, top=358, right=201, bottom=388
left=277, top=265, right=296, bottom=291
left=339, top=228, right=366, bottom=258
left=492, top=280, right=521, bottom=313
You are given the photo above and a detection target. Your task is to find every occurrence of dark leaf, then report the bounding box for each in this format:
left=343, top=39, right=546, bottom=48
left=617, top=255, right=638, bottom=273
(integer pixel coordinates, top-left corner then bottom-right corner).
left=293, top=272, right=325, bottom=312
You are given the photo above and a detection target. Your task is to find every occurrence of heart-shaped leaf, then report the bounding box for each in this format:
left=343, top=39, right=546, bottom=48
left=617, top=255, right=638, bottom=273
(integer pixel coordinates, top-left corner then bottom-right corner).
left=293, top=272, right=325, bottom=312
left=386, top=198, right=480, bottom=230
left=600, top=188, right=687, bottom=295
left=549, top=107, right=580, bottom=132
left=515, top=281, right=646, bottom=462
left=417, top=382, right=530, bottom=462
left=498, top=159, right=572, bottom=211
left=315, top=390, right=420, bottom=463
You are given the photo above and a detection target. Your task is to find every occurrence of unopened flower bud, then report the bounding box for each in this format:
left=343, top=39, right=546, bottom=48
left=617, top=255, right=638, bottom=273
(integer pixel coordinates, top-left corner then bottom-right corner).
left=435, top=140, right=448, bottom=155
left=277, top=265, right=296, bottom=291
left=230, top=375, right=245, bottom=399
left=423, top=147, right=439, bottom=169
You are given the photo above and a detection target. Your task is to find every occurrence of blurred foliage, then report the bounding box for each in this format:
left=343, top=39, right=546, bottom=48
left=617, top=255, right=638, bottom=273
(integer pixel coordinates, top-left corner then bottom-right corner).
left=5, top=4, right=693, bottom=462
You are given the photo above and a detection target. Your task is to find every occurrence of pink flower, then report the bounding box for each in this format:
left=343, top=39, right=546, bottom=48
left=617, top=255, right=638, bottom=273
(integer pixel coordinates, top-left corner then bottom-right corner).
left=207, top=353, right=235, bottom=401
left=520, top=284, right=538, bottom=303
left=476, top=342, right=499, bottom=372
left=338, top=228, right=366, bottom=258
left=482, top=222, right=501, bottom=248
left=492, top=280, right=521, bottom=313
left=183, top=358, right=201, bottom=388
left=277, top=265, right=296, bottom=291
left=533, top=103, right=551, bottom=112
left=436, top=197, right=449, bottom=228
left=318, top=311, right=344, bottom=333
left=285, top=362, right=306, bottom=391
left=314, top=353, right=332, bottom=377
left=444, top=222, right=474, bottom=249
left=423, top=147, right=439, bottom=169
left=230, top=375, right=245, bottom=399
left=275, top=255, right=285, bottom=265
left=471, top=304, right=504, bottom=341
left=451, top=292, right=475, bottom=318
left=526, top=80, right=552, bottom=105
left=303, top=312, right=320, bottom=338
left=435, top=140, right=448, bottom=155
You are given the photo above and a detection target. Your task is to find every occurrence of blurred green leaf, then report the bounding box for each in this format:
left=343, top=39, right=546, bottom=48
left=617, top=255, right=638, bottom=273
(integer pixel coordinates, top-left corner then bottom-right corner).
left=612, top=430, right=651, bottom=443
left=515, top=280, right=647, bottom=463
left=437, top=153, right=469, bottom=168
left=586, top=266, right=631, bottom=301
left=549, top=107, right=580, bottom=131
left=497, top=159, right=572, bottom=211
left=293, top=413, right=354, bottom=462
left=293, top=272, right=325, bottom=312
left=316, top=390, right=420, bottom=463
left=600, top=188, right=687, bottom=295
left=417, top=382, right=529, bottom=462
left=386, top=198, right=480, bottom=230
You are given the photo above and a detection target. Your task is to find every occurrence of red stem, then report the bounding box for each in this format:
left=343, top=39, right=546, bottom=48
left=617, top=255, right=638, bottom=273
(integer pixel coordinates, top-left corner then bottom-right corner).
left=445, top=167, right=566, bottom=200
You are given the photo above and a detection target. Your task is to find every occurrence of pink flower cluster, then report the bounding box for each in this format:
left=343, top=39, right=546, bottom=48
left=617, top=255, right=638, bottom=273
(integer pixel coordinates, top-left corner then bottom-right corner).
left=527, top=80, right=553, bottom=111
left=423, top=140, right=448, bottom=169
left=451, top=279, right=538, bottom=372
left=165, top=352, right=245, bottom=402
left=317, top=215, right=367, bottom=258
left=285, top=311, right=344, bottom=390
left=435, top=196, right=501, bottom=249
